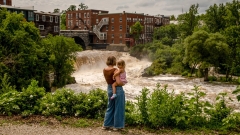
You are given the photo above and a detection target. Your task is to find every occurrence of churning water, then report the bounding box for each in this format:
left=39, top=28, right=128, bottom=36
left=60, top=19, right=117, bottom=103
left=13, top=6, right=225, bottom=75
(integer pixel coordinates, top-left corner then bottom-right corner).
left=66, top=50, right=239, bottom=112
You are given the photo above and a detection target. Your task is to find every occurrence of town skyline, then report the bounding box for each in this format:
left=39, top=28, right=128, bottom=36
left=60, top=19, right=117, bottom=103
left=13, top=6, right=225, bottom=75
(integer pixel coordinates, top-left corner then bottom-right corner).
left=13, top=0, right=233, bottom=17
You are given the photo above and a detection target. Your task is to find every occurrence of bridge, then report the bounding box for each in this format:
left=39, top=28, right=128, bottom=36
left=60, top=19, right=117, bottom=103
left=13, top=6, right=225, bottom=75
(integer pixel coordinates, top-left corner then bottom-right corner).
left=60, top=30, right=90, bottom=50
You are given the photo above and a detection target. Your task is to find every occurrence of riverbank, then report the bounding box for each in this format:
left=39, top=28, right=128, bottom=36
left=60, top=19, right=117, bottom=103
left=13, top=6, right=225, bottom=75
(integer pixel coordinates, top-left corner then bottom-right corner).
left=0, top=115, right=238, bottom=135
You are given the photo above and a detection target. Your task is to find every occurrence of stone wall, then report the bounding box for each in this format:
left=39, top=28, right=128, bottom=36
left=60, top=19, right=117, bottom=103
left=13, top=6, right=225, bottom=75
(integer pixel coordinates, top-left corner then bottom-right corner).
left=60, top=30, right=90, bottom=47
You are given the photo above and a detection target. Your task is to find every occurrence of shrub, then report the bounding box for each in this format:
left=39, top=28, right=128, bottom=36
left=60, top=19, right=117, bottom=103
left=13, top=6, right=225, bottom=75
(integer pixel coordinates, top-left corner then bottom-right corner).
left=0, top=80, right=45, bottom=116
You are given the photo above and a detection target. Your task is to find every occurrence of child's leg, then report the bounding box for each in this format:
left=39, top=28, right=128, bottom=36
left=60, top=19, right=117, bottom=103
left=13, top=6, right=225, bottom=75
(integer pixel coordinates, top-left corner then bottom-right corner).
left=111, top=82, right=118, bottom=99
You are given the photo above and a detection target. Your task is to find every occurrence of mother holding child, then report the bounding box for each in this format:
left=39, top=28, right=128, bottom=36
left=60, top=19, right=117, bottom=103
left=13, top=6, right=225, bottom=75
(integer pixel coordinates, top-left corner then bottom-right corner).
left=102, top=56, right=127, bottom=131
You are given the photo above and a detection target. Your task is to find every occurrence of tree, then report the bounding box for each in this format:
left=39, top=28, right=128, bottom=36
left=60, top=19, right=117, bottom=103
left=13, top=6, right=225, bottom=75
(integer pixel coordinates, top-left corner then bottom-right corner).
left=130, top=21, right=143, bottom=45
left=204, top=3, right=227, bottom=33
left=225, top=0, right=240, bottom=26
left=67, top=5, right=76, bottom=11
left=60, top=10, right=66, bottom=30
left=178, top=4, right=200, bottom=39
left=53, top=8, right=60, bottom=13
left=222, top=25, right=240, bottom=77
left=41, top=35, right=82, bottom=88
left=0, top=8, right=50, bottom=90
left=153, top=24, right=178, bottom=46
left=79, top=3, right=88, bottom=10
left=170, top=15, right=176, bottom=20
left=184, top=30, right=229, bottom=81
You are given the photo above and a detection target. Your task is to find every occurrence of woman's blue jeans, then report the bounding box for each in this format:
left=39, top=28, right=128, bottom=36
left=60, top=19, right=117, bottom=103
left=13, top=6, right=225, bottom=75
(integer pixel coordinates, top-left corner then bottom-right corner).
left=103, top=85, right=125, bottom=128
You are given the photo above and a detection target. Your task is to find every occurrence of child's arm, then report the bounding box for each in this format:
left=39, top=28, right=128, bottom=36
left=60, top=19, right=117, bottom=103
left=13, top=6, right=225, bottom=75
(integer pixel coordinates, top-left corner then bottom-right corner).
left=113, top=69, right=122, bottom=80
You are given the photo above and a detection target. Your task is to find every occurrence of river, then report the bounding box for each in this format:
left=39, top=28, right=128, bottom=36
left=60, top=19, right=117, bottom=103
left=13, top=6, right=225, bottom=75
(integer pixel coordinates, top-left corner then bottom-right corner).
left=66, top=50, right=239, bottom=112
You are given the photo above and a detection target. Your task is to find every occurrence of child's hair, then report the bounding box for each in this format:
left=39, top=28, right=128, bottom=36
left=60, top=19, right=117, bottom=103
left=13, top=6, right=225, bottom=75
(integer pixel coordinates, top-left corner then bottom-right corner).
left=106, top=56, right=116, bottom=66
left=117, top=59, right=126, bottom=68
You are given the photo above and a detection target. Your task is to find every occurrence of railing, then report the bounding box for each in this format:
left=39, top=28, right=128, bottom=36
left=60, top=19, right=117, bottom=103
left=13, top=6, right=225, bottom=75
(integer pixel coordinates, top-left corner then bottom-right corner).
left=93, top=26, right=107, bottom=40
left=93, top=18, right=109, bottom=40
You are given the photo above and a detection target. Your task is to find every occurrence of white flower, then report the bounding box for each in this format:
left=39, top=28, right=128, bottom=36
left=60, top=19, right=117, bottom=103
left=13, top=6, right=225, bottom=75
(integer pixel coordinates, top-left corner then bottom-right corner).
left=88, top=99, right=91, bottom=101
left=30, top=95, right=33, bottom=98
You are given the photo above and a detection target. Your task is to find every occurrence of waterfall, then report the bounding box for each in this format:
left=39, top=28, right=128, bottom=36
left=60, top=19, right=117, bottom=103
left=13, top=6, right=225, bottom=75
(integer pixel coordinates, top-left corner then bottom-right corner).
left=66, top=50, right=239, bottom=112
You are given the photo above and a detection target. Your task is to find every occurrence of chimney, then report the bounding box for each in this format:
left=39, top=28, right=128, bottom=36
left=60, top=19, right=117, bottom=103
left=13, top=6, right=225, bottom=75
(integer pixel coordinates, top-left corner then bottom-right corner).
left=123, top=11, right=125, bottom=14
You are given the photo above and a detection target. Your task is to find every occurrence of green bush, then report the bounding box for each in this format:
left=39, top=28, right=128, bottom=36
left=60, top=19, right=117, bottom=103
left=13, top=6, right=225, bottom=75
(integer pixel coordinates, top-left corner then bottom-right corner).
left=39, top=88, right=107, bottom=118
left=0, top=80, right=45, bottom=116
left=208, top=76, right=217, bottom=82
left=181, top=71, right=188, bottom=76
left=222, top=113, right=240, bottom=131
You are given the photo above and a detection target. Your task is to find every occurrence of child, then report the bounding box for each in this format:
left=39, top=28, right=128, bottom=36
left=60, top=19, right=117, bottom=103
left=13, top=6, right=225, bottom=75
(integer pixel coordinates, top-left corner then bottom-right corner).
left=111, top=59, right=128, bottom=99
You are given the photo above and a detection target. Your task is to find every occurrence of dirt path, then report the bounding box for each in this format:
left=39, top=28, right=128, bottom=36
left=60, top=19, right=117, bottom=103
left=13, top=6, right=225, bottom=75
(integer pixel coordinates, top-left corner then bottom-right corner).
left=0, top=116, right=156, bottom=135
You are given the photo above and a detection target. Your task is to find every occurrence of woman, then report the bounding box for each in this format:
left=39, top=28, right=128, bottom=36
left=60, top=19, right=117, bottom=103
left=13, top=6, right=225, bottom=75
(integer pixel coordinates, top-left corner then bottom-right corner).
left=102, top=56, right=125, bottom=130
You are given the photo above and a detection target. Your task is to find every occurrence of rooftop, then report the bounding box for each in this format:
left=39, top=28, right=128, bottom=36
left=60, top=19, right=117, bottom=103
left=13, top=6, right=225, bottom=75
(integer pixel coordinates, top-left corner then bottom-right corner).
left=0, top=5, right=36, bottom=11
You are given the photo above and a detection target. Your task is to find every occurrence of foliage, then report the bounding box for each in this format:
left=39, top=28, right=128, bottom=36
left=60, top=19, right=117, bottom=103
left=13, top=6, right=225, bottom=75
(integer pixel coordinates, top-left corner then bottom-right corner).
left=153, top=24, right=178, bottom=46
left=0, top=8, right=50, bottom=90
left=0, top=73, right=16, bottom=94
left=203, top=3, right=227, bottom=33
left=130, top=21, right=144, bottom=45
left=67, top=5, right=77, bottom=11
left=60, top=11, right=66, bottom=30
left=177, top=4, right=200, bottom=39
left=208, top=93, right=231, bottom=128
left=53, top=8, right=60, bottom=13
left=79, top=3, right=88, bottom=10
left=184, top=30, right=229, bottom=80
left=0, top=80, right=45, bottom=116
left=222, top=112, right=240, bottom=131
left=41, top=35, right=82, bottom=88
left=232, top=85, right=240, bottom=101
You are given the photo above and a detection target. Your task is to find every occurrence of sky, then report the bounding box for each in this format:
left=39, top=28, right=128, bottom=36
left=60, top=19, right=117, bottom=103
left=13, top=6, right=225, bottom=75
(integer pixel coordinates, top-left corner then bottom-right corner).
left=13, top=0, right=233, bottom=16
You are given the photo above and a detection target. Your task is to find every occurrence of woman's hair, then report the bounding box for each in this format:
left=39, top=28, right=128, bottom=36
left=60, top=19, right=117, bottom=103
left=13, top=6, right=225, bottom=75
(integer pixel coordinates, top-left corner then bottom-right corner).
left=106, top=56, right=116, bottom=66
left=117, top=59, right=126, bottom=68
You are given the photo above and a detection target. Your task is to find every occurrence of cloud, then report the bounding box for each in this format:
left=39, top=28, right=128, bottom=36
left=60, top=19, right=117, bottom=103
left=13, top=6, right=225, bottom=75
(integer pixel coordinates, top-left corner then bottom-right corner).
left=135, top=1, right=156, bottom=8
left=12, top=0, right=234, bottom=16
left=116, top=5, right=129, bottom=10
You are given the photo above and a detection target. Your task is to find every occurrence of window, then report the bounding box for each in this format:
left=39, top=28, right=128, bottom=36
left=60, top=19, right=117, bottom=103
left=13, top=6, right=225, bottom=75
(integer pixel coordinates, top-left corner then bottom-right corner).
left=50, top=16, right=53, bottom=22
left=54, top=26, right=58, bottom=32
left=87, top=13, right=89, bottom=18
left=68, top=20, right=71, bottom=26
left=112, top=26, right=114, bottom=31
left=106, top=26, right=108, bottom=31
left=3, top=0, right=6, bottom=5
left=68, top=14, right=70, bottom=19
left=76, top=13, right=78, bottom=18
left=119, top=25, right=122, bottom=31
left=87, top=20, right=89, bottom=25
left=112, top=40, right=114, bottom=44
left=96, top=19, right=98, bottom=23
left=79, top=13, right=81, bottom=18
left=119, top=17, right=122, bottom=22
left=55, top=16, right=58, bottom=23
left=84, top=20, right=86, bottom=24
left=84, top=13, right=86, bottom=18
left=36, top=14, right=39, bottom=21
left=120, top=40, right=122, bottom=44
left=39, top=25, right=44, bottom=30
left=127, top=25, right=129, bottom=30
left=76, top=22, right=79, bottom=26
left=120, top=34, right=122, bottom=38
left=112, top=34, right=114, bottom=38
left=42, top=15, right=46, bottom=21
left=70, top=14, right=72, bottom=19
left=28, top=11, right=33, bottom=18
left=111, top=18, right=114, bottom=23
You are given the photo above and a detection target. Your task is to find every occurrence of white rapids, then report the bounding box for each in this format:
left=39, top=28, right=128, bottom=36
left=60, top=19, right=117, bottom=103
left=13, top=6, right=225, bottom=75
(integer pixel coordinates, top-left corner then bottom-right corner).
left=66, top=50, right=239, bottom=112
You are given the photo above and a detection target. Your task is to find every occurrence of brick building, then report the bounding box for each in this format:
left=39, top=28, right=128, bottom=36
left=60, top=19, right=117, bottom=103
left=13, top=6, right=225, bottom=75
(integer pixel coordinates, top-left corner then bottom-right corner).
left=34, top=11, right=60, bottom=37
left=0, top=0, right=12, bottom=6
left=66, top=9, right=170, bottom=46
